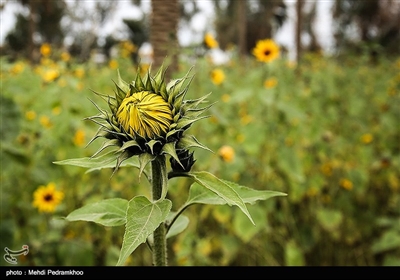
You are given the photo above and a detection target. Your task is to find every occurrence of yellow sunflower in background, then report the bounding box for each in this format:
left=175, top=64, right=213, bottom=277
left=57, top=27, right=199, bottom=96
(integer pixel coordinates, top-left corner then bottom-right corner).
left=33, top=182, right=64, bottom=213
left=218, top=145, right=235, bottom=163
left=210, top=68, right=225, bottom=85
left=204, top=33, right=219, bottom=49
left=40, top=43, right=52, bottom=57
left=252, top=39, right=280, bottom=63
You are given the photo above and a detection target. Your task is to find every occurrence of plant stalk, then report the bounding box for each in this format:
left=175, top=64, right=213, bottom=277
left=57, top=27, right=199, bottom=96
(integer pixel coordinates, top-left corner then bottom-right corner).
left=151, top=155, right=168, bottom=266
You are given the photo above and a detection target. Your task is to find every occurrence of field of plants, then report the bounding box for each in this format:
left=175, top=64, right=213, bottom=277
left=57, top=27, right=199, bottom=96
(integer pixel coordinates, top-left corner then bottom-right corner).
left=1, top=43, right=400, bottom=266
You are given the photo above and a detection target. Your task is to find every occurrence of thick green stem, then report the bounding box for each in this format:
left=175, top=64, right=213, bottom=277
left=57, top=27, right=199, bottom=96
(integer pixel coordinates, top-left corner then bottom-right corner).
left=151, top=155, right=168, bottom=266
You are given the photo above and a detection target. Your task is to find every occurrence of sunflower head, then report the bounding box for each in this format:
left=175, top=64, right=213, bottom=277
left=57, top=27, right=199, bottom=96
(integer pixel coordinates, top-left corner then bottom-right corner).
left=252, top=39, right=280, bottom=63
left=86, top=63, right=212, bottom=174
left=33, top=182, right=64, bottom=213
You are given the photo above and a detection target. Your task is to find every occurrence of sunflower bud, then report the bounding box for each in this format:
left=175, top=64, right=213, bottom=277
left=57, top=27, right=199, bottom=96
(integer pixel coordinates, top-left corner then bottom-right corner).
left=116, top=91, right=173, bottom=139
left=86, top=64, right=212, bottom=174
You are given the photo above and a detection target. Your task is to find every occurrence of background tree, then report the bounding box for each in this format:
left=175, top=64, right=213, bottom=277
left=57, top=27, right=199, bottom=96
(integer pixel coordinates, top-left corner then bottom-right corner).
left=295, top=0, right=304, bottom=63
left=64, top=0, right=117, bottom=62
left=5, top=0, right=66, bottom=62
left=333, top=0, right=400, bottom=56
left=122, top=19, right=149, bottom=64
left=150, top=0, right=179, bottom=79
left=213, top=0, right=287, bottom=55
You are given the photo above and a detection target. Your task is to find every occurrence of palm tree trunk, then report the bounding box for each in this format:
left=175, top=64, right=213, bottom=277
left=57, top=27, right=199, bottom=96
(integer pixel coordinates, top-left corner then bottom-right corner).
left=150, top=0, right=179, bottom=80
left=237, top=0, right=247, bottom=59
left=295, top=0, right=304, bottom=63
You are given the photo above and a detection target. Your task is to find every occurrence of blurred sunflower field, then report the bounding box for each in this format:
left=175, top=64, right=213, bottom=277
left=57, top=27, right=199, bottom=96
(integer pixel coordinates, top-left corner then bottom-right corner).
left=1, top=41, right=400, bottom=266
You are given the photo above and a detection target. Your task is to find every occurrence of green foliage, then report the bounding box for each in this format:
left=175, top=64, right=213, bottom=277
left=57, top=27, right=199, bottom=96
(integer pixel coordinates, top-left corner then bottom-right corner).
left=66, top=198, right=128, bottom=227
left=1, top=49, right=400, bottom=266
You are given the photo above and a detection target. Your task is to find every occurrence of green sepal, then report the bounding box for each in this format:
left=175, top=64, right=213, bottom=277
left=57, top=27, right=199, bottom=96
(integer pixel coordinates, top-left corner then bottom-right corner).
left=181, top=93, right=212, bottom=113
left=91, top=139, right=121, bottom=158
left=116, top=69, right=130, bottom=93
left=176, top=134, right=212, bottom=153
left=113, top=150, right=132, bottom=176
left=134, top=72, right=145, bottom=91
left=161, top=142, right=183, bottom=168
left=139, top=153, right=156, bottom=181
left=117, top=140, right=141, bottom=153
left=176, top=115, right=210, bottom=130
left=145, top=139, right=162, bottom=155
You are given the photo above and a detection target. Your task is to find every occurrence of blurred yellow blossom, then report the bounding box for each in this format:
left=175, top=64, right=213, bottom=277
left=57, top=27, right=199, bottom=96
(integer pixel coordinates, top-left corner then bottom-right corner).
left=307, top=187, right=319, bottom=197
left=25, top=110, right=37, bottom=121
left=40, top=115, right=52, bottom=129
left=39, top=58, right=53, bottom=66
left=264, top=77, right=278, bottom=89
left=218, top=145, right=235, bottom=163
left=139, top=63, right=150, bottom=75
left=109, top=59, right=118, bottom=69
left=32, top=182, right=64, bottom=213
left=73, top=129, right=86, bottom=147
left=204, top=33, right=218, bottom=49
left=42, top=69, right=59, bottom=83
left=360, top=133, right=373, bottom=144
left=60, top=51, right=71, bottom=62
left=40, top=43, right=52, bottom=57
left=240, top=114, right=253, bottom=125
left=210, top=68, right=225, bottom=85
left=340, top=178, right=353, bottom=191
left=74, top=68, right=85, bottom=79
left=120, top=40, right=137, bottom=57
left=11, top=61, right=25, bottom=75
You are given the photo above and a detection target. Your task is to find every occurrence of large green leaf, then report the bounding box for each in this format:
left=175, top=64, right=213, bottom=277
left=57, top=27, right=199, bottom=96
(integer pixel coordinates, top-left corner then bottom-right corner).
left=166, top=212, right=189, bottom=239
left=371, top=230, right=400, bottom=254
left=185, top=180, right=286, bottom=206
left=53, top=150, right=141, bottom=173
left=148, top=212, right=190, bottom=243
left=186, top=171, right=255, bottom=225
left=116, top=196, right=171, bottom=266
left=65, top=198, right=128, bottom=227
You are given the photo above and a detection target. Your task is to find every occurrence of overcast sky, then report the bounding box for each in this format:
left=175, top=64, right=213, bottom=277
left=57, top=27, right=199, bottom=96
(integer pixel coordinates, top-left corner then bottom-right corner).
left=0, top=0, right=335, bottom=60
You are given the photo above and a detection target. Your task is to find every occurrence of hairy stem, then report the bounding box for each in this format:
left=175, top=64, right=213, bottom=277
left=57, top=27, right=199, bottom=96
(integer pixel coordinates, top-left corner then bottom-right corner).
left=151, top=155, right=168, bottom=266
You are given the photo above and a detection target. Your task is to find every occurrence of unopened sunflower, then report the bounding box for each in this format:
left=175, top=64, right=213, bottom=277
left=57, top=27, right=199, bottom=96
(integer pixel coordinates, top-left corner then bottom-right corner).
left=86, top=64, right=212, bottom=174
